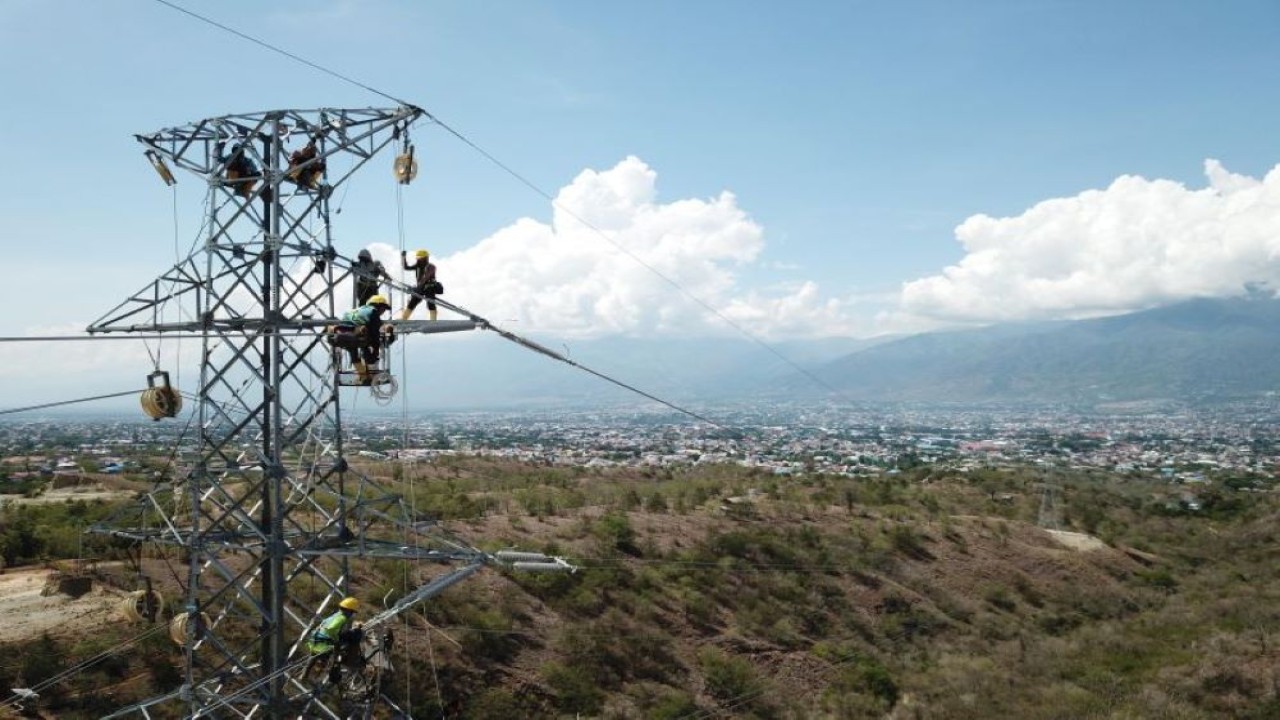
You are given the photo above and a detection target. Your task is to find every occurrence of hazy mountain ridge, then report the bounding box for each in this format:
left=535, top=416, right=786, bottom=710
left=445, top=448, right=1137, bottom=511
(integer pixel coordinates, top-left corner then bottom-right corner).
left=812, top=296, right=1280, bottom=404
left=395, top=297, right=1280, bottom=409
left=396, top=333, right=888, bottom=408
left=41, top=297, right=1276, bottom=414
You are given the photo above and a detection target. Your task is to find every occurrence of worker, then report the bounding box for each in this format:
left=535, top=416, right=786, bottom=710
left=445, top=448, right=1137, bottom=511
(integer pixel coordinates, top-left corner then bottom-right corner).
left=286, top=137, right=326, bottom=190
left=329, top=295, right=393, bottom=384
left=400, top=249, right=442, bottom=321
left=306, top=596, right=363, bottom=684
left=352, top=249, right=391, bottom=306
left=215, top=141, right=260, bottom=199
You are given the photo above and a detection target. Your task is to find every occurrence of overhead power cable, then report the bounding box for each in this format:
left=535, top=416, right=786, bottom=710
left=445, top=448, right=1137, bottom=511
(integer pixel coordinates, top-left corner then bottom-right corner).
left=149, top=0, right=848, bottom=401
left=0, top=334, right=273, bottom=343
left=0, top=335, right=190, bottom=342
left=364, top=274, right=722, bottom=426
left=152, top=0, right=412, bottom=108
left=0, top=624, right=167, bottom=711
left=0, top=390, right=145, bottom=417
left=477, top=312, right=723, bottom=426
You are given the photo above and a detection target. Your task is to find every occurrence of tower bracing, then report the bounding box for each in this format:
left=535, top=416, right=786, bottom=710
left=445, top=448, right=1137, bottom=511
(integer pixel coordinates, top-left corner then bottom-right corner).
left=85, top=107, right=527, bottom=719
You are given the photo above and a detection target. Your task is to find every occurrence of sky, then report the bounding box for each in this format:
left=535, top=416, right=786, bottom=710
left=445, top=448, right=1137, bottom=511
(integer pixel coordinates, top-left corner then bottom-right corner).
left=2, top=0, right=1280, bottom=408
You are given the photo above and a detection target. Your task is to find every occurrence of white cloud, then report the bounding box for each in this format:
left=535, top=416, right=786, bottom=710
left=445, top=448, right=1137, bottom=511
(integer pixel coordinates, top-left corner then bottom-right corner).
left=438, top=156, right=864, bottom=339
left=893, top=160, right=1280, bottom=326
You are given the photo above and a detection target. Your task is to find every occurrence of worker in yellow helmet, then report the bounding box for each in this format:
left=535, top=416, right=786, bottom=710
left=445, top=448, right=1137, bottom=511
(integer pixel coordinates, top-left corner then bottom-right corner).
left=329, top=296, right=393, bottom=384
left=400, top=249, right=442, bottom=321
left=305, top=596, right=363, bottom=684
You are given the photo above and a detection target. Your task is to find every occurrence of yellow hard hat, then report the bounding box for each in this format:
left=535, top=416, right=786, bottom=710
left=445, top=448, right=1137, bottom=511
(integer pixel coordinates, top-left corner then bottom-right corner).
left=366, top=295, right=389, bottom=307
left=415, top=249, right=429, bottom=259
left=339, top=596, right=359, bottom=611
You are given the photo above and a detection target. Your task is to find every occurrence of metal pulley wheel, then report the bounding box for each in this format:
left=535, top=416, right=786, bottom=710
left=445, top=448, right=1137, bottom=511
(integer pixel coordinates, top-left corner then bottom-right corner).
left=393, top=145, right=417, bottom=184
left=120, top=589, right=164, bottom=622
left=141, top=370, right=182, bottom=420
left=169, top=611, right=211, bottom=647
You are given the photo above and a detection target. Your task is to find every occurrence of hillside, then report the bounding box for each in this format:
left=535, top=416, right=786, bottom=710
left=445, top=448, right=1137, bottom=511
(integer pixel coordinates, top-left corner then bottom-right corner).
left=811, top=295, right=1280, bottom=405
left=2, top=458, right=1279, bottom=718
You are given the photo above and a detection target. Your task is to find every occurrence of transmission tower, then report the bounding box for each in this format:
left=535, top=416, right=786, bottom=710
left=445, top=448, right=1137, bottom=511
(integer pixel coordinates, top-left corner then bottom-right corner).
left=1037, top=471, right=1063, bottom=531
left=86, top=108, right=565, bottom=719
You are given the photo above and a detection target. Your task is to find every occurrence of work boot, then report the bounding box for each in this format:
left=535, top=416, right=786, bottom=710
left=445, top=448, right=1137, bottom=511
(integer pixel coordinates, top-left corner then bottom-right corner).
left=399, top=308, right=412, bottom=321
left=354, top=361, right=370, bottom=385
left=429, top=308, right=437, bottom=321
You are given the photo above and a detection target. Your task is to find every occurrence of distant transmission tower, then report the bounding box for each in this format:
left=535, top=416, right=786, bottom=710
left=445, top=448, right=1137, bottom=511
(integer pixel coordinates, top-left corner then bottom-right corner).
left=88, top=108, right=566, bottom=719
left=1037, top=471, right=1063, bottom=531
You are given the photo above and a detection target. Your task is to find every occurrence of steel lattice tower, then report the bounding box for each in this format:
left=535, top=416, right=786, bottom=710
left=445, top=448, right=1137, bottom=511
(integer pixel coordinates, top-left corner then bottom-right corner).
left=1037, top=473, right=1063, bottom=531
left=85, top=107, right=520, bottom=719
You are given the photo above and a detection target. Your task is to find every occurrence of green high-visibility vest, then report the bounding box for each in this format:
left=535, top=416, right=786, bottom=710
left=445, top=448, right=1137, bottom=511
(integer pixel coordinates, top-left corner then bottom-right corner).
left=308, top=610, right=349, bottom=653
left=341, top=305, right=376, bottom=327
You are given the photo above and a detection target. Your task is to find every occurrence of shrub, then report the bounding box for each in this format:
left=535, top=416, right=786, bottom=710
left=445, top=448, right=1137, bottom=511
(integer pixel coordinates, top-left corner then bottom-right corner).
left=1136, top=567, right=1179, bottom=593
left=462, top=688, right=531, bottom=719
left=592, top=512, right=638, bottom=556
left=543, top=661, right=605, bottom=714
left=827, top=657, right=899, bottom=710
left=698, top=646, right=774, bottom=716
left=632, top=683, right=699, bottom=719
left=888, top=524, right=931, bottom=559
left=985, top=585, right=1017, bottom=612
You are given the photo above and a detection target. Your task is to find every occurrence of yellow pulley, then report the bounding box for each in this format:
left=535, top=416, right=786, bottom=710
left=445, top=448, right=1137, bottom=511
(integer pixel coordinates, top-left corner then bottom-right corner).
left=141, top=370, right=182, bottom=421
left=120, top=589, right=164, bottom=623
left=393, top=144, right=418, bottom=185
left=145, top=150, right=176, bottom=186
left=169, top=611, right=211, bottom=647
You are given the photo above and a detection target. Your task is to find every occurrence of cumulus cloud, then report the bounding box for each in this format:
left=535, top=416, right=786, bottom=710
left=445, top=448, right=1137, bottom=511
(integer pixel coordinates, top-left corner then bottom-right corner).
left=438, top=156, right=861, bottom=338
left=894, top=160, right=1280, bottom=325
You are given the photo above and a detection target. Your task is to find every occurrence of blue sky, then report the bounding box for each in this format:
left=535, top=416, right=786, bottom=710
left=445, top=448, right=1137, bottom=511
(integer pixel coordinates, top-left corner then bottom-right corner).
left=2, top=0, right=1280, bottom=404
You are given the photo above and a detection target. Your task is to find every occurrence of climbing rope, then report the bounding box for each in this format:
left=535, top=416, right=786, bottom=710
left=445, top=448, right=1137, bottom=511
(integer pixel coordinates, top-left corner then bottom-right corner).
left=423, top=606, right=445, bottom=714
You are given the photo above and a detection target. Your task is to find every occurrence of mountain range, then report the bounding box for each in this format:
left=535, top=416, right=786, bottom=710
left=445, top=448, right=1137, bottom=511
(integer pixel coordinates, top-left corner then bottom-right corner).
left=806, top=295, right=1280, bottom=406
left=400, top=295, right=1280, bottom=410
left=39, top=296, right=1279, bottom=415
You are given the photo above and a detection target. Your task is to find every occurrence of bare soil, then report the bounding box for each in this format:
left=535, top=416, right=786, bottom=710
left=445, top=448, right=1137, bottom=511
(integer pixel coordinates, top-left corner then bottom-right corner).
left=0, top=484, right=135, bottom=507
left=0, top=567, right=130, bottom=643
left=1044, top=528, right=1109, bottom=551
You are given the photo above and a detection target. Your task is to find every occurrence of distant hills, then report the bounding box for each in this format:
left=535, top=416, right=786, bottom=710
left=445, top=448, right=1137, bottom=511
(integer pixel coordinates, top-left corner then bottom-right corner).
left=395, top=333, right=885, bottom=409
left=39, top=296, right=1280, bottom=415
left=806, top=295, right=1280, bottom=406
left=401, top=295, right=1280, bottom=410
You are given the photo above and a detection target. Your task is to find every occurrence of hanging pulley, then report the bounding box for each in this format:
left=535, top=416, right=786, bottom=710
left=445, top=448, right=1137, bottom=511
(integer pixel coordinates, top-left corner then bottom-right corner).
left=145, top=150, right=176, bottom=186
left=120, top=588, right=164, bottom=623
left=141, top=370, right=182, bottom=421
left=393, top=143, right=418, bottom=185
left=169, top=610, right=210, bottom=647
